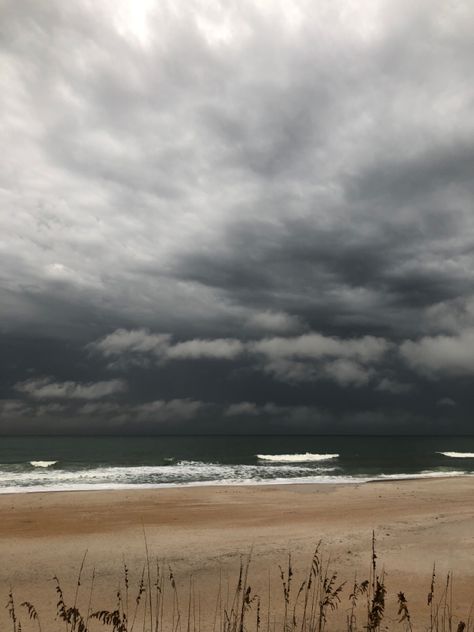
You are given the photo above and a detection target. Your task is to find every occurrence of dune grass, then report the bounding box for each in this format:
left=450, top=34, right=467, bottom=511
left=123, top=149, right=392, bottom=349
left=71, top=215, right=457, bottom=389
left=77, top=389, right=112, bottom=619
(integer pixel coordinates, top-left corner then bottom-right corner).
left=5, top=533, right=472, bottom=632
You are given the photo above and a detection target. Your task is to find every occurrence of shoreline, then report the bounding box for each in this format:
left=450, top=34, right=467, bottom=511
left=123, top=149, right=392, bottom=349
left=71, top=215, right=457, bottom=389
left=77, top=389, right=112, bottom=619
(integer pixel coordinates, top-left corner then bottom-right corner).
left=0, top=470, right=471, bottom=496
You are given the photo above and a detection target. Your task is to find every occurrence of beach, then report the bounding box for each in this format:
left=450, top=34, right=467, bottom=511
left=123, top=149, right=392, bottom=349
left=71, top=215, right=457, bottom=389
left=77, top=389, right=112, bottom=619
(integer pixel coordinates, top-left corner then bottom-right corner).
left=1, top=477, right=473, bottom=631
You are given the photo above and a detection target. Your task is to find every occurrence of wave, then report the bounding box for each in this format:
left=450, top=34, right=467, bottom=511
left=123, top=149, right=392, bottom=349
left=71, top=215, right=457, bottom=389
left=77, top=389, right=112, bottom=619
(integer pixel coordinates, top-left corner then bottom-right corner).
left=256, top=453, right=339, bottom=462
left=30, top=461, right=58, bottom=468
left=438, top=452, right=474, bottom=458
left=0, top=458, right=471, bottom=494
left=0, top=470, right=470, bottom=495
left=0, top=460, right=334, bottom=489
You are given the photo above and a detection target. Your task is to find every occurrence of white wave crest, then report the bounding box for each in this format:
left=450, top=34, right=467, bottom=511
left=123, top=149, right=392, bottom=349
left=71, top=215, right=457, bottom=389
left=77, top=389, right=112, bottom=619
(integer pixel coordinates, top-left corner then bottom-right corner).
left=256, top=453, right=339, bottom=462
left=438, top=451, right=474, bottom=458
left=30, top=461, right=58, bottom=468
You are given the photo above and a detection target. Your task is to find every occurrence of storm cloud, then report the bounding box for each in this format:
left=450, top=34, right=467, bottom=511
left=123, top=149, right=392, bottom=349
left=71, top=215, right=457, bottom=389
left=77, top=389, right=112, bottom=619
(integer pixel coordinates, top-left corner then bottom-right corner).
left=1, top=0, right=473, bottom=434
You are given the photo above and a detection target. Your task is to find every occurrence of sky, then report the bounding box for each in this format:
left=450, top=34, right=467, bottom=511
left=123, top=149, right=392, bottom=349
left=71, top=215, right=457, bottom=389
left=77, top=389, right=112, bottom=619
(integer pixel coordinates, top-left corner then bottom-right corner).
left=1, top=0, right=474, bottom=435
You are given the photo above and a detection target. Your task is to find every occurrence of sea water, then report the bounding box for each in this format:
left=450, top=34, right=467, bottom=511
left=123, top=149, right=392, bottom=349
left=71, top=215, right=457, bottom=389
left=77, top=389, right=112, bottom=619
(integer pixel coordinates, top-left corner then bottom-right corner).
left=0, top=435, right=473, bottom=493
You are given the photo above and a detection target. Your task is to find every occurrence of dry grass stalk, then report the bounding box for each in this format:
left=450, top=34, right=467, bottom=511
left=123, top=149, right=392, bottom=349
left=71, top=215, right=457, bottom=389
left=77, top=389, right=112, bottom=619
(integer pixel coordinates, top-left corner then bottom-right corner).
left=4, top=536, right=474, bottom=632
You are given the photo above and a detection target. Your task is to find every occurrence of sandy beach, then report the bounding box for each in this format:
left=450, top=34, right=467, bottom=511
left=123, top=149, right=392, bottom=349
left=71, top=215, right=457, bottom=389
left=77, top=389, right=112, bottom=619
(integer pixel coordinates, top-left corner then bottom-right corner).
left=1, top=477, right=473, bottom=631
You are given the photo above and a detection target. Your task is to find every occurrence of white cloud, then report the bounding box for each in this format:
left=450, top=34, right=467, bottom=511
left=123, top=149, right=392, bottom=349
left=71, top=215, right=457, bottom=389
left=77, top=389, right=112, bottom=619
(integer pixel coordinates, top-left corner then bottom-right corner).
left=15, top=377, right=127, bottom=400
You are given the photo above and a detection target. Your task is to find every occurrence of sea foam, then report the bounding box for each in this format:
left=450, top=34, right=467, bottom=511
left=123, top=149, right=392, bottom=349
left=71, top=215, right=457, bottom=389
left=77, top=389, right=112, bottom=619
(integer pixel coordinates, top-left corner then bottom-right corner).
left=30, top=461, right=58, bottom=468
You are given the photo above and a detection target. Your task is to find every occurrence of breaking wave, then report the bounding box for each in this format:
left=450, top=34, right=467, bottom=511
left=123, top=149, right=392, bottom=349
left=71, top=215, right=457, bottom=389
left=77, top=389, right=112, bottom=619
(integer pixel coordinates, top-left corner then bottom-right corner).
left=0, top=460, right=338, bottom=493
left=438, top=451, right=474, bottom=458
left=30, top=461, right=58, bottom=468
left=256, top=453, right=339, bottom=462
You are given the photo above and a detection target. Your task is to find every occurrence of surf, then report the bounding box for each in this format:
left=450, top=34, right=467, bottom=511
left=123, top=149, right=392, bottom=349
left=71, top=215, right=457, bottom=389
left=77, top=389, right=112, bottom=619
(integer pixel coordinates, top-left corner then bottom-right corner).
left=438, top=451, right=474, bottom=458
left=256, top=453, right=339, bottom=462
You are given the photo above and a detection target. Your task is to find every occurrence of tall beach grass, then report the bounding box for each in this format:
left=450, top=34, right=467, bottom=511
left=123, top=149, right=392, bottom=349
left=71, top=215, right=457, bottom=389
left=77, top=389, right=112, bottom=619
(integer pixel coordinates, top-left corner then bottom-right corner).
left=5, top=533, right=473, bottom=632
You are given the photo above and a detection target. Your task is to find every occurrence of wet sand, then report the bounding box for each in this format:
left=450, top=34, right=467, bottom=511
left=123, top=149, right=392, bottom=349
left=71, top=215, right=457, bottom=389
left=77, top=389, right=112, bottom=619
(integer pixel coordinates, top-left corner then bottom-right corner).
left=0, top=477, right=473, bottom=630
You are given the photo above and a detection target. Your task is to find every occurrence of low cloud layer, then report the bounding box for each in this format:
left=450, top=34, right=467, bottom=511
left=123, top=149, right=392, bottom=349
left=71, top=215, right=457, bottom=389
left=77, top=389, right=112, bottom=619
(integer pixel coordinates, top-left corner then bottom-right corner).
left=1, top=0, right=473, bottom=433
left=92, top=328, right=244, bottom=362
left=91, top=328, right=393, bottom=389
left=400, top=329, right=474, bottom=376
left=16, top=378, right=127, bottom=400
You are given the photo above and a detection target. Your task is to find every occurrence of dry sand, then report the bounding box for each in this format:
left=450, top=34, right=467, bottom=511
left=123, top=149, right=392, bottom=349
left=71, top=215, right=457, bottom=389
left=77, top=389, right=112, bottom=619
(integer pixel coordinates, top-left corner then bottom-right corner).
left=0, top=477, right=473, bottom=630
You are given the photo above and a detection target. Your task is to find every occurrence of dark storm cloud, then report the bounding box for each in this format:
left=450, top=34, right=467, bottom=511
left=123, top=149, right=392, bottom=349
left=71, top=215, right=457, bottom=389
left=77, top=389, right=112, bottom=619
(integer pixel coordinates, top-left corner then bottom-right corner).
left=1, top=0, right=474, bottom=433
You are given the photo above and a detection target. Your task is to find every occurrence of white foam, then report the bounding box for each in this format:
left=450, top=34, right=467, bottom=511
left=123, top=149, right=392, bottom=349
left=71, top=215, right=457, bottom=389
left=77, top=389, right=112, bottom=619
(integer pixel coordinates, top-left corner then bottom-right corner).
left=0, top=471, right=370, bottom=494
left=438, top=452, right=474, bottom=458
left=30, top=461, right=58, bottom=468
left=257, top=453, right=339, bottom=462
left=377, top=470, right=468, bottom=480
left=0, top=461, right=333, bottom=488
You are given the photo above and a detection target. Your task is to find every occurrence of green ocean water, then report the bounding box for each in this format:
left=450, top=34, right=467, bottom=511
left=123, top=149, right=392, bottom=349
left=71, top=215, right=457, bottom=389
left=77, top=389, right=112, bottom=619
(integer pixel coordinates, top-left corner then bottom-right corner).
left=0, top=435, right=473, bottom=492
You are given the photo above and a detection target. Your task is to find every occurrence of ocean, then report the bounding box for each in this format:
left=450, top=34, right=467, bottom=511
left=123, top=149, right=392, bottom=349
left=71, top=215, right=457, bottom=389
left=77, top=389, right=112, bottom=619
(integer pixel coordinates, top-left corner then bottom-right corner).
left=0, top=435, right=473, bottom=493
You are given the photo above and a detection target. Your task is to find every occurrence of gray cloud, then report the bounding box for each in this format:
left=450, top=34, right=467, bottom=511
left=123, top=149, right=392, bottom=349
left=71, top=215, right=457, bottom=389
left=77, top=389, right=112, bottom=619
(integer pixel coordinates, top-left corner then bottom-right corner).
left=92, top=328, right=392, bottom=388
left=166, top=338, right=244, bottom=360
left=322, top=359, right=372, bottom=387
left=15, top=378, right=127, bottom=400
left=437, top=397, right=456, bottom=408
left=260, top=358, right=317, bottom=384
left=225, top=401, right=260, bottom=417
left=0, top=400, right=31, bottom=419
left=375, top=378, right=413, bottom=395
left=92, top=330, right=171, bottom=357
left=400, top=329, right=474, bottom=376
left=251, top=333, right=389, bottom=362
left=133, top=399, right=204, bottom=422
left=92, top=329, right=244, bottom=361
left=251, top=332, right=389, bottom=387
left=0, top=396, right=206, bottom=433
left=244, top=311, right=303, bottom=334
left=2, top=0, right=474, bottom=341
left=425, top=296, right=474, bottom=335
